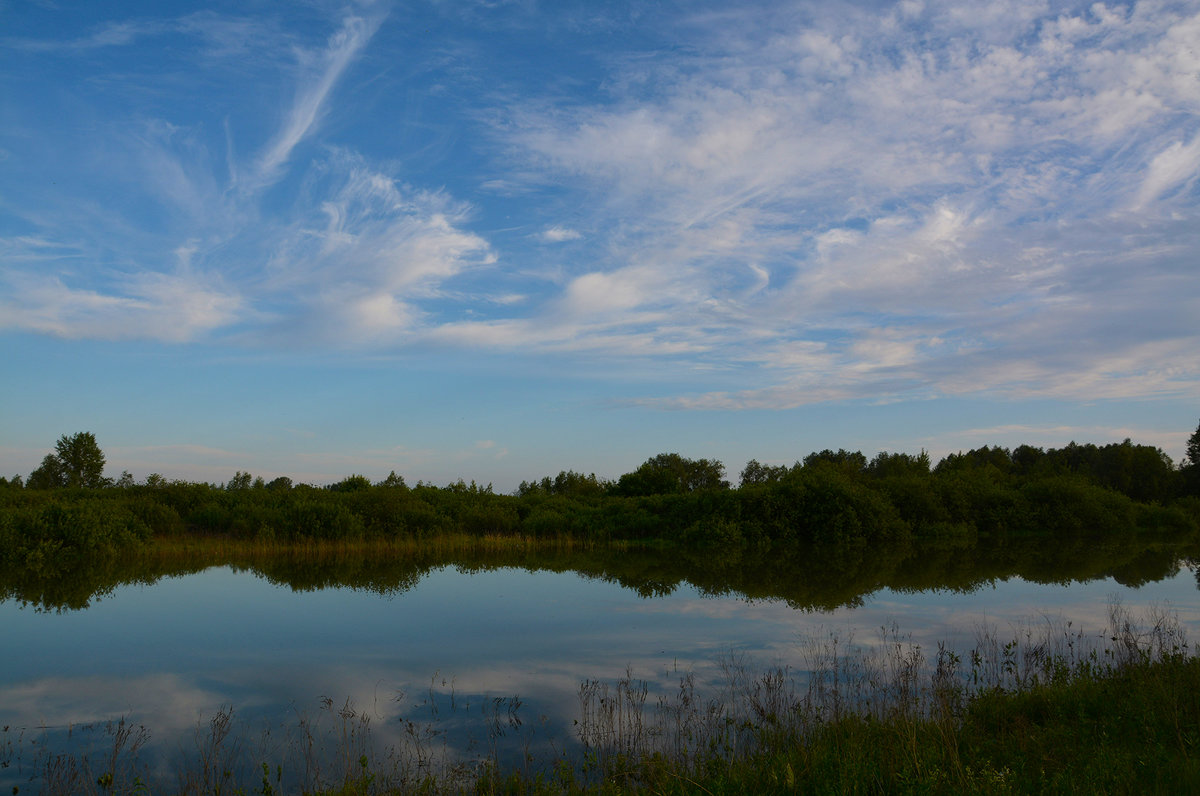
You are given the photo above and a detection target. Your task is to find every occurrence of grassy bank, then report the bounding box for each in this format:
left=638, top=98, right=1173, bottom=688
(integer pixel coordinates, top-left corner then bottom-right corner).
left=526, top=653, right=1200, bottom=795
left=4, top=605, right=1197, bottom=795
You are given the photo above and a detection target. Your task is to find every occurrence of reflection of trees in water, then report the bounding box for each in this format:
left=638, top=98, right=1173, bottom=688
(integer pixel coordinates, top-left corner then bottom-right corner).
left=0, top=554, right=211, bottom=612
left=3, top=529, right=1198, bottom=613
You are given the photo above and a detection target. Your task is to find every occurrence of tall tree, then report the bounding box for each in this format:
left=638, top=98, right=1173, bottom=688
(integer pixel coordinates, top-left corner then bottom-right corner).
left=27, top=453, right=65, bottom=489
left=613, top=453, right=729, bottom=496
left=55, top=431, right=107, bottom=487
left=28, top=432, right=107, bottom=488
left=1184, top=419, right=1200, bottom=497
left=1187, top=419, right=1200, bottom=468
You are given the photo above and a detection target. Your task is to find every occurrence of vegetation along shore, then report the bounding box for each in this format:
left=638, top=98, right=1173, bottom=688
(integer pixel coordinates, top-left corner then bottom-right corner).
left=3, top=423, right=1199, bottom=569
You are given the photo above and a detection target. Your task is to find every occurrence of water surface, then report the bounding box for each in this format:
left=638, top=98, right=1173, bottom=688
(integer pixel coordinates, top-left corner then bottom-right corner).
left=2, top=538, right=1198, bottom=789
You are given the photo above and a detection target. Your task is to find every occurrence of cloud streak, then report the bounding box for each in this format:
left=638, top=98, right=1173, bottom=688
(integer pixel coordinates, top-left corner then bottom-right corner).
left=249, top=14, right=383, bottom=192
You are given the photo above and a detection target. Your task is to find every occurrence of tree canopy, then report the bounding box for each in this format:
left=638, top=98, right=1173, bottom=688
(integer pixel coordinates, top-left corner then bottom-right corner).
left=28, top=432, right=106, bottom=489
left=1186, top=420, right=1200, bottom=469
left=612, top=453, right=729, bottom=496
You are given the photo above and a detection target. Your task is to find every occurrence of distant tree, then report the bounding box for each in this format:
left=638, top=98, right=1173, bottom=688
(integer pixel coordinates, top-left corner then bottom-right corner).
left=612, top=453, right=729, bottom=496
left=1011, top=445, right=1046, bottom=476
left=866, top=450, right=931, bottom=479
left=226, top=471, right=253, bottom=490
left=144, top=473, right=167, bottom=488
left=28, top=453, right=65, bottom=489
left=1187, top=420, right=1200, bottom=469
left=115, top=470, right=136, bottom=488
left=803, top=449, right=868, bottom=474
left=518, top=470, right=606, bottom=497
left=59, top=432, right=107, bottom=487
left=328, top=474, right=372, bottom=492
left=934, top=446, right=1012, bottom=475
left=739, top=459, right=787, bottom=486
left=267, top=476, right=294, bottom=492
left=1184, top=420, right=1200, bottom=496
left=377, top=471, right=407, bottom=488
left=551, top=470, right=607, bottom=497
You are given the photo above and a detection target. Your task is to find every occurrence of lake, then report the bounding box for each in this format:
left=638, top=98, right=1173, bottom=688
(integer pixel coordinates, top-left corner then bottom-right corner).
left=2, top=537, right=1198, bottom=791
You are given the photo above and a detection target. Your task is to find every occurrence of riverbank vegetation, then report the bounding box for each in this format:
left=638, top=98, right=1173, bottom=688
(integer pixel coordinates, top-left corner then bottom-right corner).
left=3, top=426, right=1200, bottom=571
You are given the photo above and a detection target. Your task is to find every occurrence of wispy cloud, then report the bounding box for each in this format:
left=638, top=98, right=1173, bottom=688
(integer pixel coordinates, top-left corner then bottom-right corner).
left=248, top=150, right=495, bottom=345
left=248, top=14, right=383, bottom=192
left=6, top=18, right=175, bottom=51
left=539, top=225, right=581, bottom=242
left=0, top=270, right=241, bottom=342
left=483, top=0, right=1200, bottom=404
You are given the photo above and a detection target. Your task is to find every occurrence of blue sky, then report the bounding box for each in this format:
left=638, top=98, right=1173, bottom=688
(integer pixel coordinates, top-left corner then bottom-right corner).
left=2, top=0, right=1198, bottom=490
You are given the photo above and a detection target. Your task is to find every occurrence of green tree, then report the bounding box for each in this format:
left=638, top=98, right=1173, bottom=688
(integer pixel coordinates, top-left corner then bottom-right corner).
left=226, top=471, right=253, bottom=490
left=739, top=459, right=787, bottom=486
left=28, top=453, right=65, bottom=489
left=27, top=432, right=107, bottom=489
left=1183, top=419, right=1200, bottom=496
left=56, top=432, right=107, bottom=487
left=612, top=453, right=729, bottom=496
left=377, top=471, right=407, bottom=488
left=803, top=449, right=868, bottom=475
left=328, top=474, right=372, bottom=492
left=866, top=450, right=931, bottom=478
left=1187, top=420, right=1200, bottom=468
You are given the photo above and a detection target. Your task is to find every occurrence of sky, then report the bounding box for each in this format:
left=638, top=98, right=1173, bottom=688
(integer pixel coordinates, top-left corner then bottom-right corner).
left=1, top=0, right=1198, bottom=491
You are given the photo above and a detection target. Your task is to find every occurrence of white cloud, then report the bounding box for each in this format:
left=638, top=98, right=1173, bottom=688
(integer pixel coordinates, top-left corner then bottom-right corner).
left=540, top=226, right=582, bottom=242
left=251, top=153, right=495, bottom=344
left=0, top=270, right=242, bottom=342
left=1134, top=133, right=1200, bottom=209
left=249, top=14, right=382, bottom=192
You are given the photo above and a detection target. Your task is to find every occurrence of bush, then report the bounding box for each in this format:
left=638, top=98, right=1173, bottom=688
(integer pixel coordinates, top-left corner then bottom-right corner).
left=1020, top=476, right=1137, bottom=534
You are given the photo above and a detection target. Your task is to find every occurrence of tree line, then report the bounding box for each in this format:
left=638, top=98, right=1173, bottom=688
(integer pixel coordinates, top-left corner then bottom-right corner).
left=2, top=425, right=1199, bottom=569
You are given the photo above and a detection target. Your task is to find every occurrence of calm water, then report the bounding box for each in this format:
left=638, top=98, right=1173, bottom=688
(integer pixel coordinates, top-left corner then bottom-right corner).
left=2, top=541, right=1199, bottom=789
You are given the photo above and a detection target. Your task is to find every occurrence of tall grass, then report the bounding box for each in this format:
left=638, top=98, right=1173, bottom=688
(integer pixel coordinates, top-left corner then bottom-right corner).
left=4, top=603, right=1197, bottom=794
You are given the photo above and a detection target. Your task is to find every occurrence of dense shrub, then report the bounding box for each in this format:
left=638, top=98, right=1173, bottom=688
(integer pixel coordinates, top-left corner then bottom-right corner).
left=1020, top=476, right=1137, bottom=534
left=2, top=432, right=1196, bottom=558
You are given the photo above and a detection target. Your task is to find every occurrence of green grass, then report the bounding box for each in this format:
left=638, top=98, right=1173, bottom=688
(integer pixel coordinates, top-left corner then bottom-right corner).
left=472, top=654, right=1200, bottom=795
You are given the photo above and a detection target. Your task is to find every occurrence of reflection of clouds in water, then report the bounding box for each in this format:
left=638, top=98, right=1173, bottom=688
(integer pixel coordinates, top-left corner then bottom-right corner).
left=3, top=566, right=1199, bottom=787
left=621, top=592, right=804, bottom=620
left=0, top=673, right=226, bottom=734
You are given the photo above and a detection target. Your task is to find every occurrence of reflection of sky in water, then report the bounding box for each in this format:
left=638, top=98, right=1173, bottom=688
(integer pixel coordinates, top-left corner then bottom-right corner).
left=2, top=563, right=1198, bottom=786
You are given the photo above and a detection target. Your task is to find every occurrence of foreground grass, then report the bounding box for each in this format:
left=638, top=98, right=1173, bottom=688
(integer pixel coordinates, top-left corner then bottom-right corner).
left=562, top=654, right=1200, bottom=795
